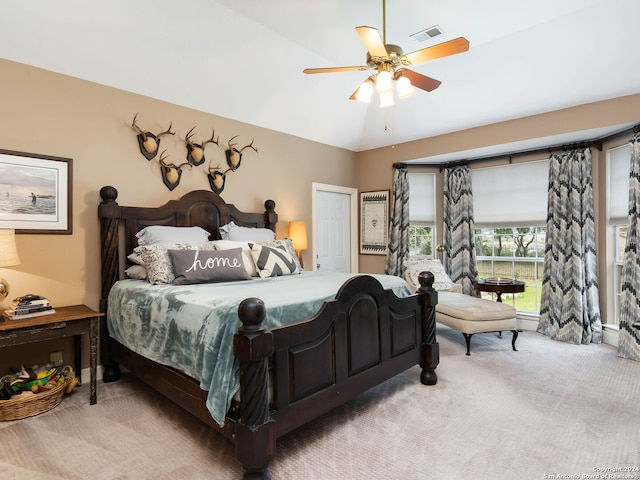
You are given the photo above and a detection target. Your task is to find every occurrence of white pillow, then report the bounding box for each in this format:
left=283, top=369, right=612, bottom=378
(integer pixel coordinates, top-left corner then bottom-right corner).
left=127, top=252, right=145, bottom=266
left=403, top=259, right=454, bottom=292
left=211, top=239, right=258, bottom=277
left=219, top=221, right=275, bottom=242
left=125, top=264, right=148, bottom=280
left=136, top=225, right=210, bottom=246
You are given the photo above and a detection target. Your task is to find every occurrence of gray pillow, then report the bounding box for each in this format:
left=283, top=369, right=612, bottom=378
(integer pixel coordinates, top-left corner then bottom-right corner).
left=135, top=242, right=217, bottom=284
left=136, top=225, right=210, bottom=246
left=168, top=248, right=251, bottom=285
left=219, top=221, right=275, bottom=242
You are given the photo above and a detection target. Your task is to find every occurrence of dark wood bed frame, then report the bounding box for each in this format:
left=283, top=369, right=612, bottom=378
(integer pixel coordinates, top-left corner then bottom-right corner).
left=98, top=185, right=439, bottom=479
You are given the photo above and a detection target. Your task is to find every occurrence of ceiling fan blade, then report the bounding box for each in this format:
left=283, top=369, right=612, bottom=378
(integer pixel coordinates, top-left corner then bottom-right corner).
left=303, top=66, right=369, bottom=74
left=356, top=26, right=388, bottom=59
left=400, top=69, right=442, bottom=92
left=404, top=37, right=470, bottom=66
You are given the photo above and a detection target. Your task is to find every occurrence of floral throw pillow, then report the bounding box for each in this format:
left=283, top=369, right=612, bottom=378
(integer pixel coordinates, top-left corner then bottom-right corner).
left=403, top=259, right=454, bottom=292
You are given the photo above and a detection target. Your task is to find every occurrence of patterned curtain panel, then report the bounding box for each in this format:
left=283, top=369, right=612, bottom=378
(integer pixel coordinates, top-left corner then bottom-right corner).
left=618, top=133, right=640, bottom=360
left=385, top=166, right=409, bottom=277
left=538, top=148, right=602, bottom=344
left=443, top=165, right=478, bottom=295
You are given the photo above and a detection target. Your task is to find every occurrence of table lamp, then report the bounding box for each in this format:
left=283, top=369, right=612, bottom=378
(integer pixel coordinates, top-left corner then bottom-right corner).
left=288, top=220, right=308, bottom=269
left=0, top=229, right=21, bottom=303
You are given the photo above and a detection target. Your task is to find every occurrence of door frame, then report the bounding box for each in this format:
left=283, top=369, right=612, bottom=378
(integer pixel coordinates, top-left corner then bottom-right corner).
left=311, top=182, right=359, bottom=272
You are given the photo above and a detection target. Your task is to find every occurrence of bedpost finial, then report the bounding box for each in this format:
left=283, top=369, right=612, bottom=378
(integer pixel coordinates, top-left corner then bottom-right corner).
left=264, top=199, right=276, bottom=212
left=418, top=271, right=435, bottom=290
left=238, top=297, right=266, bottom=333
left=100, top=185, right=118, bottom=203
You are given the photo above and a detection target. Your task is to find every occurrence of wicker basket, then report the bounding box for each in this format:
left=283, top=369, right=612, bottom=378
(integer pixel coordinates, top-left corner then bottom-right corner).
left=0, top=380, right=68, bottom=422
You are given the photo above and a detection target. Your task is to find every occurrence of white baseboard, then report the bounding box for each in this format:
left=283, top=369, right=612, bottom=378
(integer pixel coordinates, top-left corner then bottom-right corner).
left=602, top=325, right=619, bottom=348
left=80, top=365, right=104, bottom=385
left=516, top=315, right=619, bottom=348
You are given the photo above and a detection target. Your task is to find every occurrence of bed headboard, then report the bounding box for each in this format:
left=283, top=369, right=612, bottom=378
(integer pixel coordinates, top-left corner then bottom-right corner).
left=98, top=185, right=277, bottom=312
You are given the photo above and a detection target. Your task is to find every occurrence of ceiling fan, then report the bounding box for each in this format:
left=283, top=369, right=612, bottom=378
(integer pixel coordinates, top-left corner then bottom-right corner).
left=303, top=0, right=470, bottom=106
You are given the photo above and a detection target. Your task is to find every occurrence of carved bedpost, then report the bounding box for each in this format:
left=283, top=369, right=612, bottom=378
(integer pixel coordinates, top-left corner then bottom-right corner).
left=234, top=297, right=276, bottom=480
left=98, top=185, right=122, bottom=383
left=263, top=200, right=277, bottom=233
left=417, top=271, right=439, bottom=385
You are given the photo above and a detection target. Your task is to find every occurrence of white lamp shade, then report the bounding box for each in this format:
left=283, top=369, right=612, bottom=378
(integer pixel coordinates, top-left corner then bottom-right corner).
left=375, top=70, right=393, bottom=92
left=396, top=76, right=415, bottom=99
left=355, top=81, right=374, bottom=103
left=379, top=90, right=395, bottom=107
left=0, top=229, right=21, bottom=267
left=288, top=221, right=308, bottom=251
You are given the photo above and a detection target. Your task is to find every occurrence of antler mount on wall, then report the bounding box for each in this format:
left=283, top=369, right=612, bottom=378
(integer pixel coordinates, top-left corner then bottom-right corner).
left=130, top=113, right=258, bottom=193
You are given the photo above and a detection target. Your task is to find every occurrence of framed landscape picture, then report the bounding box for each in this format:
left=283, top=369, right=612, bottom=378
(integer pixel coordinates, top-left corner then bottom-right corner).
left=360, top=190, right=389, bottom=255
left=0, top=149, right=72, bottom=234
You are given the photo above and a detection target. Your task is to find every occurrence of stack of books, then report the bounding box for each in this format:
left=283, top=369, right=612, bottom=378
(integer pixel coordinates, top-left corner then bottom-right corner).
left=2, top=294, right=55, bottom=321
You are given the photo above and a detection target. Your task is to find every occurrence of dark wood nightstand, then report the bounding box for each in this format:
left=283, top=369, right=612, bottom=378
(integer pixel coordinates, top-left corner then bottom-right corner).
left=0, top=305, right=102, bottom=405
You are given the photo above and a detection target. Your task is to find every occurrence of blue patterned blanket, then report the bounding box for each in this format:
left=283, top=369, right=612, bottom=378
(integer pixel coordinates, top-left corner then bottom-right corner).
left=107, top=271, right=411, bottom=426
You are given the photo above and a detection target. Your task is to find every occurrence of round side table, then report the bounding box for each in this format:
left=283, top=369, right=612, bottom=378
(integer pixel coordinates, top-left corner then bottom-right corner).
left=475, top=278, right=525, bottom=302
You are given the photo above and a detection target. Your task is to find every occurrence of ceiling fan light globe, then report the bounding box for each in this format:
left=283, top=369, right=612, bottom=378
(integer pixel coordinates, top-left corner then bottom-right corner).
left=396, top=76, right=415, bottom=99
left=356, top=81, right=374, bottom=103
left=379, top=90, right=394, bottom=107
left=375, top=70, right=393, bottom=92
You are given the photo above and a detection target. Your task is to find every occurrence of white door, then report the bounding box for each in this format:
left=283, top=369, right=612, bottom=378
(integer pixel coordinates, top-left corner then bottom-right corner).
left=313, top=184, right=358, bottom=273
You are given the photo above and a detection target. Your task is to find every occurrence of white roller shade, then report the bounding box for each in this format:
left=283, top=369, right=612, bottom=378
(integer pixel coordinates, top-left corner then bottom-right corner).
left=608, top=143, right=632, bottom=225
left=472, top=160, right=549, bottom=227
left=408, top=173, right=435, bottom=223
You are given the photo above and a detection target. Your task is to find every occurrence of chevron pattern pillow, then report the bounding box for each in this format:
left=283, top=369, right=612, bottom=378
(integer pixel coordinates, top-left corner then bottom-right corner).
left=249, top=243, right=300, bottom=278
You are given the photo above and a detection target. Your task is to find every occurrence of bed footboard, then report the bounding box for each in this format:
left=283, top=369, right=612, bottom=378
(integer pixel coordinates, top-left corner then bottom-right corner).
left=233, top=272, right=438, bottom=479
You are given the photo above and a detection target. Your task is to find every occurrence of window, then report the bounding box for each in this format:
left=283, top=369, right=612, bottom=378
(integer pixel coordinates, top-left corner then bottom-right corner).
left=472, top=160, right=549, bottom=314
left=614, top=225, right=627, bottom=323
left=409, top=225, right=433, bottom=257
left=475, top=227, right=546, bottom=314
left=608, top=142, right=632, bottom=325
left=408, top=173, right=435, bottom=258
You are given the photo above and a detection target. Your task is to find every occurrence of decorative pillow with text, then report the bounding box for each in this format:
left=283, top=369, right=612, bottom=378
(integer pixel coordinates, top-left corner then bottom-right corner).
left=134, top=242, right=217, bottom=284
left=168, top=248, right=251, bottom=285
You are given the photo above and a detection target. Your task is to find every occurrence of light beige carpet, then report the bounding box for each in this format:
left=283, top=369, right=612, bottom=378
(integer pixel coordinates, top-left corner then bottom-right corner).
left=1, top=327, right=638, bottom=480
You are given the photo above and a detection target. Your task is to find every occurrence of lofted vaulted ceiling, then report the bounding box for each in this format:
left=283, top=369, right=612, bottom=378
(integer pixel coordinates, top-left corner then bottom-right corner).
left=2, top=0, right=639, bottom=158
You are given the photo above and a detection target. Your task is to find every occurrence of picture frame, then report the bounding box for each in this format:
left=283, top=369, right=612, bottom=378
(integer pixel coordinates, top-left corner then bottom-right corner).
left=360, top=190, right=389, bottom=255
left=0, top=149, right=72, bottom=234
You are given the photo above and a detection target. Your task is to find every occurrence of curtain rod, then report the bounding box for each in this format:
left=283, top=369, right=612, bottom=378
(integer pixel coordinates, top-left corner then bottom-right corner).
left=392, top=122, right=640, bottom=171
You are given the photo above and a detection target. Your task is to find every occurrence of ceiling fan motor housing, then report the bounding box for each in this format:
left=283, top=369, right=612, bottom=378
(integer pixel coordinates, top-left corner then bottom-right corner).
left=366, top=44, right=406, bottom=68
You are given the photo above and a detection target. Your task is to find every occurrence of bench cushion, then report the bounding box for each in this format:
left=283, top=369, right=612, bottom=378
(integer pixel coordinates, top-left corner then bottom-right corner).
left=436, top=291, right=516, bottom=321
left=435, top=291, right=517, bottom=334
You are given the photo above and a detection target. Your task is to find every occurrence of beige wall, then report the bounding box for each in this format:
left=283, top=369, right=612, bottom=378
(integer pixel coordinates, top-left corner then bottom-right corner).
left=0, top=59, right=356, bottom=369
left=355, top=93, right=640, bottom=275
left=2, top=57, right=638, bottom=370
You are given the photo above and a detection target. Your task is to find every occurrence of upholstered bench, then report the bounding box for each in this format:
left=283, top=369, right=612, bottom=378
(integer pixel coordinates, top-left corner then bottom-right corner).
left=404, top=259, right=519, bottom=355
left=436, top=289, right=518, bottom=355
